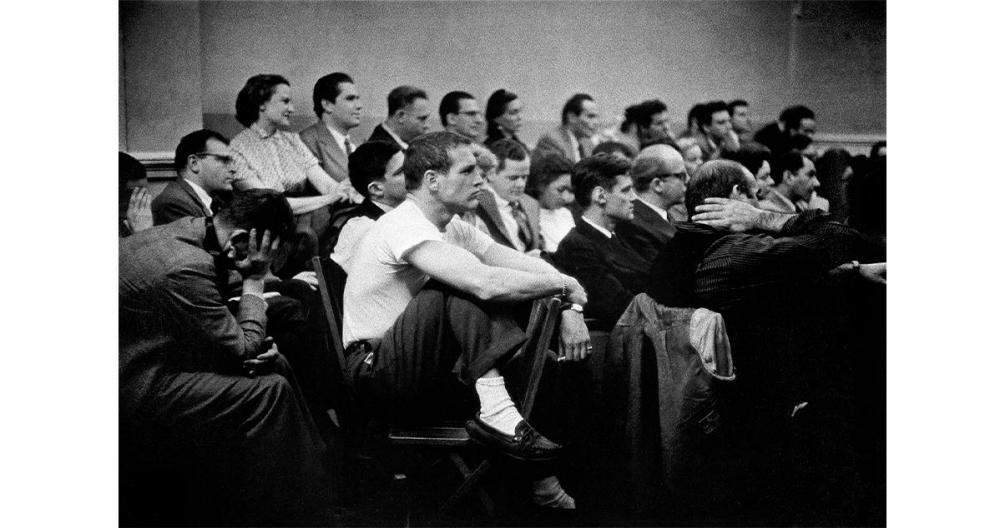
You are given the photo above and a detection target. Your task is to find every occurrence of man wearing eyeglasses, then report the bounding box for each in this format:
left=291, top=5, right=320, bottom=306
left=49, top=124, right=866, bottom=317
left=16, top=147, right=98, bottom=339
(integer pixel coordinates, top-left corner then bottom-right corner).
left=439, top=90, right=485, bottom=142
left=616, top=146, right=689, bottom=263
left=153, top=129, right=238, bottom=225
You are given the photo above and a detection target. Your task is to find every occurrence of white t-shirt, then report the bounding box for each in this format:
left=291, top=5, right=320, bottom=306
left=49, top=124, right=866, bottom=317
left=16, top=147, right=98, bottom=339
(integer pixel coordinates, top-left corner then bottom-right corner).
left=331, top=216, right=376, bottom=271
left=538, top=207, right=576, bottom=252
left=342, top=198, right=495, bottom=346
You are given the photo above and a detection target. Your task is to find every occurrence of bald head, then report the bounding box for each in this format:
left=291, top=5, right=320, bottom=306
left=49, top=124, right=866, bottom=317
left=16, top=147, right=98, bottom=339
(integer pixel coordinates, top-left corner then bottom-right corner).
left=630, top=146, right=690, bottom=208
left=636, top=144, right=686, bottom=174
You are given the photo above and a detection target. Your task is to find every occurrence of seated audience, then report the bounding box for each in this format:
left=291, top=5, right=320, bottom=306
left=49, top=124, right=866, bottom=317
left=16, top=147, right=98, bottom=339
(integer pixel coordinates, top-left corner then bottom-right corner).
left=618, top=99, right=676, bottom=151
left=439, top=90, right=485, bottom=142
left=692, top=100, right=739, bottom=160
left=368, top=85, right=433, bottom=149
left=230, top=74, right=350, bottom=214
left=119, top=152, right=152, bottom=237
left=534, top=93, right=599, bottom=163
left=815, top=147, right=854, bottom=222
left=526, top=153, right=577, bottom=253
left=152, top=129, right=236, bottom=225
left=728, top=98, right=754, bottom=143
left=592, top=140, right=637, bottom=160
left=617, top=151, right=688, bottom=262
left=552, top=154, right=650, bottom=330
left=472, top=138, right=543, bottom=253
left=636, top=144, right=690, bottom=223
left=332, top=140, right=406, bottom=271
left=678, top=102, right=705, bottom=140
left=485, top=88, right=529, bottom=151
left=720, top=141, right=774, bottom=200
left=753, top=104, right=817, bottom=156
left=120, top=189, right=334, bottom=526
left=298, top=72, right=365, bottom=203
left=341, top=131, right=590, bottom=508
left=760, top=149, right=827, bottom=213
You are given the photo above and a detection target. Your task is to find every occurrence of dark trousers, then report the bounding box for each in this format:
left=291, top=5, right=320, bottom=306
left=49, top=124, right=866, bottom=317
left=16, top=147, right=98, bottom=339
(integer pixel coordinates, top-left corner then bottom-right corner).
left=121, top=356, right=335, bottom=526
left=348, top=282, right=528, bottom=426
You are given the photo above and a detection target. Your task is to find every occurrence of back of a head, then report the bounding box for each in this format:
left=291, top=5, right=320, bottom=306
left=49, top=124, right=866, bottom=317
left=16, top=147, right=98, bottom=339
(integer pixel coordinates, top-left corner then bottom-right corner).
left=592, top=140, right=637, bottom=160
left=720, top=142, right=771, bottom=175
left=696, top=100, right=729, bottom=130
left=629, top=156, right=671, bottom=193
left=637, top=143, right=682, bottom=164
left=387, top=85, right=427, bottom=116
left=561, top=93, right=593, bottom=125
left=312, top=72, right=354, bottom=118
left=402, top=131, right=472, bottom=190
left=216, top=189, right=296, bottom=243
left=174, top=129, right=230, bottom=173
left=685, top=159, right=752, bottom=215
left=439, top=90, right=474, bottom=127
left=572, top=153, right=631, bottom=207
left=487, top=137, right=528, bottom=172
left=771, top=150, right=807, bottom=185
left=527, top=152, right=574, bottom=198
left=349, top=140, right=402, bottom=197
left=235, top=74, right=290, bottom=127
left=778, top=105, right=815, bottom=130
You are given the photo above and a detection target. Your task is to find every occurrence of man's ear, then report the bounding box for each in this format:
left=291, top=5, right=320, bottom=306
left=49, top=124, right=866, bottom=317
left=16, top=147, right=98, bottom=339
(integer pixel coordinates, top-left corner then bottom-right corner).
left=729, top=184, right=744, bottom=200
left=445, top=113, right=456, bottom=127
left=424, top=170, right=439, bottom=192
left=224, top=228, right=250, bottom=258
left=592, top=186, right=606, bottom=206
left=650, top=178, right=663, bottom=193
left=367, top=180, right=383, bottom=199
left=320, top=98, right=336, bottom=114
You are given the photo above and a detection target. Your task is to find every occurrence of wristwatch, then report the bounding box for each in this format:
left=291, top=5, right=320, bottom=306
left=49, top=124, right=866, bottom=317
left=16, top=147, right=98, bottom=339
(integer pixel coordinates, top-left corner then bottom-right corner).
left=560, top=302, right=584, bottom=313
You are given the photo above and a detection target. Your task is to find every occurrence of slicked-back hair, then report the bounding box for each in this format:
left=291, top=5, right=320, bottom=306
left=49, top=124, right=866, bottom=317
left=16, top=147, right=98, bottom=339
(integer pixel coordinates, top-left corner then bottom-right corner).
left=626, top=99, right=668, bottom=130
left=402, top=131, right=473, bottom=191
left=387, top=85, right=428, bottom=116
left=629, top=156, right=672, bottom=193
left=348, top=140, right=402, bottom=197
left=592, top=140, right=637, bottom=160
left=685, top=159, right=752, bottom=215
left=312, top=72, right=354, bottom=118
left=527, top=152, right=574, bottom=198
left=174, top=129, right=230, bottom=173
left=439, top=90, right=475, bottom=127
left=771, top=150, right=808, bottom=185
left=572, top=153, right=631, bottom=207
left=727, top=99, right=748, bottom=115
left=235, top=74, right=290, bottom=127
left=720, top=142, right=772, bottom=176
left=485, top=89, right=519, bottom=139
left=216, top=189, right=296, bottom=244
left=778, top=105, right=815, bottom=130
left=486, top=137, right=528, bottom=173
left=561, top=93, right=594, bottom=125
left=696, top=100, right=730, bottom=131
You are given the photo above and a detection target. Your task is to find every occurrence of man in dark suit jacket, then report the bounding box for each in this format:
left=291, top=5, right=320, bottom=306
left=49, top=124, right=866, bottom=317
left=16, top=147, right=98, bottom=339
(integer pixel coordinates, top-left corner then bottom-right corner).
left=120, top=190, right=334, bottom=526
left=472, top=139, right=544, bottom=253
left=367, top=85, right=433, bottom=149
left=617, top=147, right=688, bottom=262
left=533, top=93, right=600, bottom=164
left=552, top=154, right=650, bottom=330
left=152, top=129, right=235, bottom=225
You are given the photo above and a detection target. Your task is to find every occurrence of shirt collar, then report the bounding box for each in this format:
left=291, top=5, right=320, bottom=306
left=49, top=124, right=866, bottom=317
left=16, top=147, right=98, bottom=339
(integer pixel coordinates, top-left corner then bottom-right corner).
left=637, top=197, right=669, bottom=221
left=486, top=185, right=512, bottom=209
left=250, top=123, right=275, bottom=139
left=325, top=123, right=352, bottom=151
left=183, top=178, right=214, bottom=214
left=581, top=216, right=613, bottom=239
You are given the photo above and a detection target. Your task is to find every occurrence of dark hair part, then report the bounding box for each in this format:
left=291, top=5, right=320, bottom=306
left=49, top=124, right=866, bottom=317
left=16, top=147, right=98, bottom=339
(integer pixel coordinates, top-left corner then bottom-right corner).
left=527, top=152, right=574, bottom=198
left=771, top=150, right=807, bottom=185
left=696, top=100, right=730, bottom=131
left=387, top=85, right=428, bottom=116
left=348, top=140, right=403, bottom=197
left=439, top=90, right=475, bottom=127
left=727, top=99, right=748, bottom=114
left=685, top=159, right=752, bottom=215
left=629, top=156, right=673, bottom=193
left=571, top=153, right=631, bottom=207
left=592, top=140, right=637, bottom=160
left=235, top=74, right=291, bottom=127
left=778, top=105, right=815, bottom=130
left=625, top=99, right=668, bottom=130
left=174, top=129, right=230, bottom=172
left=312, top=72, right=354, bottom=118
left=402, top=131, right=473, bottom=190
left=485, top=89, right=519, bottom=139
left=486, top=138, right=528, bottom=173
left=720, top=142, right=772, bottom=176
left=216, top=189, right=296, bottom=244
left=561, top=93, right=594, bottom=125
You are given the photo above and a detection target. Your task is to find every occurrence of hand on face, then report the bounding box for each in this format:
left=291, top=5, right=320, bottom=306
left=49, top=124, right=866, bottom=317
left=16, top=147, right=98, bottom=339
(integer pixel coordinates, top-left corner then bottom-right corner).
left=229, top=228, right=281, bottom=280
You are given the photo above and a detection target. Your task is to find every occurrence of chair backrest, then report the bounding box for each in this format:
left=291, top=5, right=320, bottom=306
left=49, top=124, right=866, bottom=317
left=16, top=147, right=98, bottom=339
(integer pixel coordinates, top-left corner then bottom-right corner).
left=311, top=256, right=349, bottom=384
left=519, top=297, right=561, bottom=419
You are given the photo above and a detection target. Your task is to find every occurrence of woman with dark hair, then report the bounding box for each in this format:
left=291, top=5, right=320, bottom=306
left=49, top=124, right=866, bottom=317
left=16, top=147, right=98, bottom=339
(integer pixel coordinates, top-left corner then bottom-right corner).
left=815, top=148, right=854, bottom=222
left=485, top=89, right=528, bottom=150
left=526, top=152, right=577, bottom=252
left=230, top=74, right=350, bottom=215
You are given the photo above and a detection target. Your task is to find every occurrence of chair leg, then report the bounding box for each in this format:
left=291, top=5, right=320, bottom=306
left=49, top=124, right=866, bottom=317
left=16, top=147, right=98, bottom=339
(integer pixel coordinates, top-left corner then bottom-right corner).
left=442, top=457, right=495, bottom=518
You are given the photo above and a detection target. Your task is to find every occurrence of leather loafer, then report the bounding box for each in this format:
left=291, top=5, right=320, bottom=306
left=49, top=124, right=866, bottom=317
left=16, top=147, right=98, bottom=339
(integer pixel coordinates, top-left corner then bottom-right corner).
left=465, top=415, right=563, bottom=462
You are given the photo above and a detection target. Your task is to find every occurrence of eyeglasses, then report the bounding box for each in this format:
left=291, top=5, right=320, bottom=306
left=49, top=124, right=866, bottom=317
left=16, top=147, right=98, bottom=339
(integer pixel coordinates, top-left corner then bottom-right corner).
left=458, top=110, right=483, bottom=118
left=194, top=153, right=235, bottom=165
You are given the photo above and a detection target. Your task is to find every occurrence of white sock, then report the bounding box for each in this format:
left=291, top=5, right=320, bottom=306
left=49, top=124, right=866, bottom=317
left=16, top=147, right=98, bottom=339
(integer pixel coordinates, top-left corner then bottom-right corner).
left=475, top=373, right=523, bottom=436
left=532, top=476, right=576, bottom=509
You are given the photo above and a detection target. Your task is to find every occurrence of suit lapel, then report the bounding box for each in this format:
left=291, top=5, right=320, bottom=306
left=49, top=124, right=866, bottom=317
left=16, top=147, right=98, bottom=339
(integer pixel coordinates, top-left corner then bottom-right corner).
left=632, top=200, right=676, bottom=241
left=314, top=122, right=349, bottom=176
left=476, top=190, right=518, bottom=248
left=179, top=179, right=212, bottom=216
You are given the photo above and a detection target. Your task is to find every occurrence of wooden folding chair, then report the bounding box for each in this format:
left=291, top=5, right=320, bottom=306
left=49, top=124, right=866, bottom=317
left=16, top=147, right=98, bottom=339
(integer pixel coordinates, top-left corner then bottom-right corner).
left=311, top=256, right=562, bottom=525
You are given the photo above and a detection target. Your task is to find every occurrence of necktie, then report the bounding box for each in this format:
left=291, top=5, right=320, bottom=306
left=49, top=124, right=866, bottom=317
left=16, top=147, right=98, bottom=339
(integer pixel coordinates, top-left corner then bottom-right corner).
left=510, top=200, right=532, bottom=249
left=344, top=137, right=353, bottom=156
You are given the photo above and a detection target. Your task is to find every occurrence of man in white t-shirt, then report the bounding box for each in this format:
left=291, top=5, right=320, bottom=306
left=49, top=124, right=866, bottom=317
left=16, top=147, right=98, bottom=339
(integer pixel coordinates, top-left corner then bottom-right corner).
left=343, top=131, right=590, bottom=507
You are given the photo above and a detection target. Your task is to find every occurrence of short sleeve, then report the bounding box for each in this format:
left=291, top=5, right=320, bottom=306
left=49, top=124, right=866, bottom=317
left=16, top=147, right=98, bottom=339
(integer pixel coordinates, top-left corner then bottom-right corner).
left=383, top=207, right=443, bottom=261
left=446, top=216, right=495, bottom=259
left=289, top=133, right=321, bottom=171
